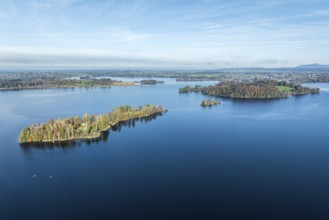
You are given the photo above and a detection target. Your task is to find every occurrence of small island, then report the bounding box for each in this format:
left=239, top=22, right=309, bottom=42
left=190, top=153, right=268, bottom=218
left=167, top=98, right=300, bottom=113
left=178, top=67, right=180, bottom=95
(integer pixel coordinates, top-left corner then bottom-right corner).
left=201, top=99, right=220, bottom=107
left=179, top=85, right=203, bottom=93
left=19, top=105, right=167, bottom=143
left=139, top=79, right=165, bottom=85
left=179, top=80, right=320, bottom=99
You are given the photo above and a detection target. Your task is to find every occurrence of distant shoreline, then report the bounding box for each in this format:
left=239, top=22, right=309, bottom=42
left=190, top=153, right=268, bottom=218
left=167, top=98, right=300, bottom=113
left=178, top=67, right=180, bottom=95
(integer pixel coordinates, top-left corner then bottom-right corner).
left=0, top=81, right=138, bottom=91
left=1, top=71, right=329, bottom=92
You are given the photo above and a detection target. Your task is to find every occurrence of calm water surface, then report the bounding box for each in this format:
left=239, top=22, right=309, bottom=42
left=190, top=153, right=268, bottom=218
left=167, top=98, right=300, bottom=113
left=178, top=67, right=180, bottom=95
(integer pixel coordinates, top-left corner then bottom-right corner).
left=0, top=79, right=329, bottom=220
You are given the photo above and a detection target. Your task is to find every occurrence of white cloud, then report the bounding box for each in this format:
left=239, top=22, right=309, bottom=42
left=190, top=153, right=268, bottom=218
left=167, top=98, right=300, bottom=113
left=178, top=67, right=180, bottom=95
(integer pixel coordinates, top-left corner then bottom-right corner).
left=0, top=0, right=329, bottom=68
left=111, top=30, right=150, bottom=42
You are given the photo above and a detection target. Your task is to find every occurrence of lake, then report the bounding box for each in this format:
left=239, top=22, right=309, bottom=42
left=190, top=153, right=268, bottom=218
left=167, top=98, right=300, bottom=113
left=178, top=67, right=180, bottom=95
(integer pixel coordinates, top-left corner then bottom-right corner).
left=0, top=79, right=329, bottom=220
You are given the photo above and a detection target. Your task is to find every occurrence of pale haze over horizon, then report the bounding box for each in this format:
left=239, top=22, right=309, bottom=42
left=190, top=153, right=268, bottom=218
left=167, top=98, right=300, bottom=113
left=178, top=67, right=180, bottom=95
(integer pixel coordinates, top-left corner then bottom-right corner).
left=0, top=0, right=329, bottom=69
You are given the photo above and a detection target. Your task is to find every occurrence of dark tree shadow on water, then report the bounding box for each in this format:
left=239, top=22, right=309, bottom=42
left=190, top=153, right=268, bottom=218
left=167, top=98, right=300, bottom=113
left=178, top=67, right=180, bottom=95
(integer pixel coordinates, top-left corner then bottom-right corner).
left=20, top=112, right=164, bottom=151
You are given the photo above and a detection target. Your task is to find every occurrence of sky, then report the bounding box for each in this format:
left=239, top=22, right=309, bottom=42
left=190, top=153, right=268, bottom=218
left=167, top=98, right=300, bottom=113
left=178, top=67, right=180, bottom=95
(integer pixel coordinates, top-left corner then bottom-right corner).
left=0, top=0, right=329, bottom=69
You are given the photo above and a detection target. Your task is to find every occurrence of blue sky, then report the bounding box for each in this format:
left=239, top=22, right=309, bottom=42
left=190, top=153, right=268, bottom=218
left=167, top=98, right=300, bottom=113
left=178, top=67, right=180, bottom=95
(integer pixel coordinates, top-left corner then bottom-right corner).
left=0, top=0, right=329, bottom=69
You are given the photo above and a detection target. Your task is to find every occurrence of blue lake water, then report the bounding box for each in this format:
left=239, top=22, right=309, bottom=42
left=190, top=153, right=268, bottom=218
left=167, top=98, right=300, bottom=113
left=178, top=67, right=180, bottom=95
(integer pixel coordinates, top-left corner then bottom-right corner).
left=0, top=79, right=329, bottom=220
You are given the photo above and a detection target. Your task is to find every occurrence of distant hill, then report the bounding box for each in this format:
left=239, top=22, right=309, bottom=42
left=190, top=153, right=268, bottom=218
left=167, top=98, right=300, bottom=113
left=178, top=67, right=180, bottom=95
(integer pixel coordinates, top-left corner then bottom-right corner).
left=215, top=64, right=329, bottom=73
left=1, top=64, right=329, bottom=73
left=295, top=64, right=329, bottom=69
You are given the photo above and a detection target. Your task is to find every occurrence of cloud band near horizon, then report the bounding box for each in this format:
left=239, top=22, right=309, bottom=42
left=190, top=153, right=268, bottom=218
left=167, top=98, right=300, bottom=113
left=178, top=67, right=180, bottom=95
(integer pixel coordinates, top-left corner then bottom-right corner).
left=0, top=0, right=329, bottom=69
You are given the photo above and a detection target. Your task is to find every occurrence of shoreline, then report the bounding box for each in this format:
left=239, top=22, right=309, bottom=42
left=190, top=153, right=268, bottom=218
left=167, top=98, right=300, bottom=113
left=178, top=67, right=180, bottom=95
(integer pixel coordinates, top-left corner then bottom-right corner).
left=0, top=82, right=138, bottom=91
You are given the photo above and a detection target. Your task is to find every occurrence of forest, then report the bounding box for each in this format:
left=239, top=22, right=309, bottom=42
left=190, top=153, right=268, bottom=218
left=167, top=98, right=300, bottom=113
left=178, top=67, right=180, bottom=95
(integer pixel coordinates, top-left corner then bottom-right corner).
left=179, top=80, right=320, bottom=99
left=19, top=104, right=167, bottom=143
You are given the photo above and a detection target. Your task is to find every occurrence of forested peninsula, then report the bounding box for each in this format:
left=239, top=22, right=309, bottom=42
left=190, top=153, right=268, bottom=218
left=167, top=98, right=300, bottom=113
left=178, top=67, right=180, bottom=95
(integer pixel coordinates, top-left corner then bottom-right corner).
left=0, top=77, right=135, bottom=91
left=19, top=105, right=167, bottom=143
left=179, top=80, right=320, bottom=99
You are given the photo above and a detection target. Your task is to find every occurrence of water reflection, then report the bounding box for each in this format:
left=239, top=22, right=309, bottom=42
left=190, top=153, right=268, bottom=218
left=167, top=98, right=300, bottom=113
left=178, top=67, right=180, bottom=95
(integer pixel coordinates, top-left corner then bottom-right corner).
left=20, top=113, right=163, bottom=150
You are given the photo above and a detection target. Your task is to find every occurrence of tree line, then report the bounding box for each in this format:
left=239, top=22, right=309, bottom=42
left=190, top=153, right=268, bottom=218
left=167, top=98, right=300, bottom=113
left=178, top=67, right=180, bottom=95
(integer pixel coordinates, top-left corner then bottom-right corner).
left=0, top=78, right=115, bottom=90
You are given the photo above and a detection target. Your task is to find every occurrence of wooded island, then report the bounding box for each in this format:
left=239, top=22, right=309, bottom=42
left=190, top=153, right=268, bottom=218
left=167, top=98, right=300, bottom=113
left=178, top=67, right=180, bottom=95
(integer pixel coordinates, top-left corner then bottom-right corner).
left=179, top=80, right=320, bottom=99
left=19, top=105, right=167, bottom=143
left=201, top=99, right=220, bottom=107
left=139, top=79, right=164, bottom=85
